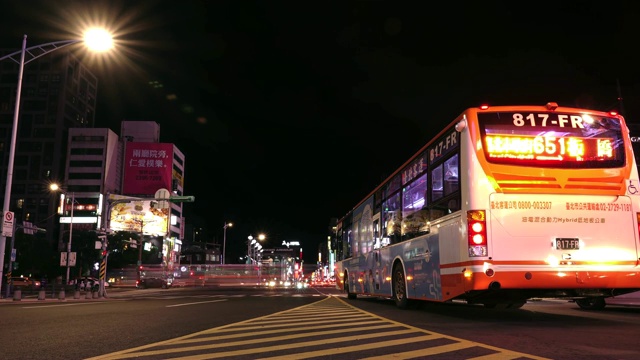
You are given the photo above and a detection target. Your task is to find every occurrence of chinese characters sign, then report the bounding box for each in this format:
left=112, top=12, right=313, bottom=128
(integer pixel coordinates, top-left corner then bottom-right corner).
left=123, top=142, right=173, bottom=195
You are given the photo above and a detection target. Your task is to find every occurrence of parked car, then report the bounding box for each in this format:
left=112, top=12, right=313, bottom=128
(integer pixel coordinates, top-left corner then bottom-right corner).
left=136, top=277, right=171, bottom=289
left=10, top=277, right=40, bottom=289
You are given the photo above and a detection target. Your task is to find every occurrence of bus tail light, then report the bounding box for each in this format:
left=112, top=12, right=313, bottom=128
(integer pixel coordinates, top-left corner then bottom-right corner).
left=636, top=213, right=640, bottom=238
left=468, top=210, right=488, bottom=257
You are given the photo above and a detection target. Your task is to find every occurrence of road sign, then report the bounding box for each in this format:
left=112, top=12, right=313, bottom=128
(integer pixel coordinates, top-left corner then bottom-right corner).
left=60, top=252, right=77, bottom=266
left=154, top=188, right=171, bottom=209
left=2, top=211, right=14, bottom=237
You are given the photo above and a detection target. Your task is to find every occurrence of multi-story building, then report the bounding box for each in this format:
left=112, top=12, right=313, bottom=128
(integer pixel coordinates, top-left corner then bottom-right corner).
left=118, top=120, right=186, bottom=270
left=58, top=127, right=120, bottom=245
left=1, top=47, right=187, bottom=276
left=0, top=48, right=98, bottom=248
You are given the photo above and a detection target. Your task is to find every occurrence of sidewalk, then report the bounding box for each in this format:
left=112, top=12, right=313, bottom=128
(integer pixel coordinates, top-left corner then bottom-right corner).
left=1, top=287, right=129, bottom=302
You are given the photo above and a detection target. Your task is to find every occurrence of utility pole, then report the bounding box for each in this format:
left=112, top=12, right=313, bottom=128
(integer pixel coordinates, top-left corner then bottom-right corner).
left=97, top=233, right=108, bottom=297
left=65, top=192, right=75, bottom=285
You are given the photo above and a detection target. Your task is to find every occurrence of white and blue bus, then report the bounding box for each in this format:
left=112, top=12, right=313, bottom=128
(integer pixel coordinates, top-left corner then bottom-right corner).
left=334, top=103, right=640, bottom=310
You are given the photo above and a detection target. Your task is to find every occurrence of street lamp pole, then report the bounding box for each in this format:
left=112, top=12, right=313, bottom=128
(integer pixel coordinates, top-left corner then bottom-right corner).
left=0, top=35, right=27, bottom=296
left=222, top=222, right=232, bottom=265
left=247, top=234, right=265, bottom=264
left=65, top=192, right=75, bottom=284
left=247, top=235, right=254, bottom=264
left=0, top=31, right=113, bottom=296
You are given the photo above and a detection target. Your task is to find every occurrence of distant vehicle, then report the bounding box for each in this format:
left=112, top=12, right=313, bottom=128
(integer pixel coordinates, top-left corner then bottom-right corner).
left=10, top=277, right=40, bottom=289
left=136, top=277, right=171, bottom=289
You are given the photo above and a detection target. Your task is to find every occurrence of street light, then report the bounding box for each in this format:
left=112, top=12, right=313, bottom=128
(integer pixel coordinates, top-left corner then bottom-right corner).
left=50, top=183, right=75, bottom=285
left=247, top=234, right=265, bottom=264
left=0, top=30, right=114, bottom=295
left=222, top=222, right=233, bottom=265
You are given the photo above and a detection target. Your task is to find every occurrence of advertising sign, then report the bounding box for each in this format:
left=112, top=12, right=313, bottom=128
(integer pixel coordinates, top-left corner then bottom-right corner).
left=123, top=142, right=174, bottom=195
left=109, top=200, right=169, bottom=236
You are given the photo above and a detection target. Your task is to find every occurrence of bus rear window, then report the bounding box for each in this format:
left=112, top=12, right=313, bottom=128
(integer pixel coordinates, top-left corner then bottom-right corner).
left=478, top=112, right=625, bottom=168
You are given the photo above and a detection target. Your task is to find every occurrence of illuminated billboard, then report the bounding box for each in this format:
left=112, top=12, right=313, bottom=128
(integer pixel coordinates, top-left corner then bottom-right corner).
left=123, top=142, right=174, bottom=195
left=109, top=200, right=169, bottom=236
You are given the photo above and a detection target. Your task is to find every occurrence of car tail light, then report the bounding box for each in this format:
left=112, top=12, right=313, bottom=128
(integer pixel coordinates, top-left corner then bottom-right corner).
left=468, top=210, right=488, bottom=257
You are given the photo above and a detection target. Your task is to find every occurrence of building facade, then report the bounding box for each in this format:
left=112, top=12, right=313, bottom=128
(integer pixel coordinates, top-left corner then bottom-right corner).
left=1, top=47, right=187, bottom=278
left=0, top=49, right=98, bottom=249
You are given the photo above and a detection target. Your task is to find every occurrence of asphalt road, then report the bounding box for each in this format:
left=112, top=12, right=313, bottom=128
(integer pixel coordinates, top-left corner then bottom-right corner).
left=1, top=286, right=639, bottom=359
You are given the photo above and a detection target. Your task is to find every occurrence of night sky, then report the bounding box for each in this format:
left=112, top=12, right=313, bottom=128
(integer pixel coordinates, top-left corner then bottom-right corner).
left=2, top=1, right=640, bottom=263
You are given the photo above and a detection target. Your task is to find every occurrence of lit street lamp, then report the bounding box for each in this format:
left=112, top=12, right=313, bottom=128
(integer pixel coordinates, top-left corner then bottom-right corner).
left=222, top=222, right=233, bottom=265
left=247, top=234, right=265, bottom=264
left=0, top=30, right=113, bottom=295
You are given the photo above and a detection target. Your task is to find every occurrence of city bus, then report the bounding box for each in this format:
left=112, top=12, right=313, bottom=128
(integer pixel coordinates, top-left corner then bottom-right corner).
left=334, top=102, right=640, bottom=310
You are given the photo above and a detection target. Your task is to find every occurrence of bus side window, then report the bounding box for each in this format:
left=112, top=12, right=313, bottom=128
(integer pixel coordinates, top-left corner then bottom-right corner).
left=444, top=155, right=459, bottom=195
left=431, top=164, right=443, bottom=201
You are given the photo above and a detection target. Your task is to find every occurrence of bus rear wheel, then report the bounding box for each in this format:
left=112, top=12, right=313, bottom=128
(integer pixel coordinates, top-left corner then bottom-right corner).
left=392, top=265, right=409, bottom=309
left=575, top=297, right=606, bottom=310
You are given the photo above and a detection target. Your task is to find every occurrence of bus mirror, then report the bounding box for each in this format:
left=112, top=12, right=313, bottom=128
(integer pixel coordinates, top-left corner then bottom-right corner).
left=455, top=120, right=467, bottom=132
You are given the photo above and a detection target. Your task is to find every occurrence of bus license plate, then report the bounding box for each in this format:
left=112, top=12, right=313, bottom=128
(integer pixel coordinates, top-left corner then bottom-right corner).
left=556, top=238, right=579, bottom=250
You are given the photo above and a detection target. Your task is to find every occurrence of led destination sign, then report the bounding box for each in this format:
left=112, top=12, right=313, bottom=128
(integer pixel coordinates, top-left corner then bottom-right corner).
left=479, top=111, right=624, bottom=168
left=485, top=135, right=614, bottom=161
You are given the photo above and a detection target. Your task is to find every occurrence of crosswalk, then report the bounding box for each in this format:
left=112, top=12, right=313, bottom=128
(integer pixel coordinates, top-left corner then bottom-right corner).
left=87, top=296, right=550, bottom=360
